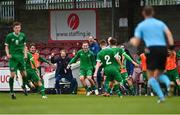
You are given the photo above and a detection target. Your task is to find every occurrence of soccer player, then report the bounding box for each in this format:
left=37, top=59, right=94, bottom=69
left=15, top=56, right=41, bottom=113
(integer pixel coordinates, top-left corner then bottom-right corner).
left=68, top=42, right=98, bottom=96
left=5, top=22, right=28, bottom=99
left=29, top=43, right=51, bottom=85
left=25, top=50, right=47, bottom=99
left=93, top=40, right=123, bottom=97
left=109, top=39, right=138, bottom=95
left=165, top=50, right=180, bottom=95
left=130, top=6, right=174, bottom=103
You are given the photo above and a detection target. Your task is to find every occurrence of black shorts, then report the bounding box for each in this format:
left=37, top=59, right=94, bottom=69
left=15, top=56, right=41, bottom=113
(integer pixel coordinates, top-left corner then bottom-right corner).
left=145, top=46, right=167, bottom=71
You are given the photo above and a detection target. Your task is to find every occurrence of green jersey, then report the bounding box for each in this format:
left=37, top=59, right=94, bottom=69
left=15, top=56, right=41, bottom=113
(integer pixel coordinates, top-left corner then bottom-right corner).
left=69, top=49, right=95, bottom=70
left=26, top=52, right=36, bottom=70
left=5, top=32, right=27, bottom=56
left=111, top=47, right=133, bottom=64
left=111, top=47, right=125, bottom=59
left=97, top=48, right=118, bottom=70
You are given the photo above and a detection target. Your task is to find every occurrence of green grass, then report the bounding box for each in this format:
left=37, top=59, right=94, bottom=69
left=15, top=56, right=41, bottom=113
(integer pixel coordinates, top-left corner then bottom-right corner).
left=0, top=93, right=180, bottom=114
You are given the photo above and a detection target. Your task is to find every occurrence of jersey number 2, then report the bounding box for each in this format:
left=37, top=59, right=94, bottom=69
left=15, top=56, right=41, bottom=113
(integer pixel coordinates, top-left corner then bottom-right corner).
left=105, top=55, right=112, bottom=65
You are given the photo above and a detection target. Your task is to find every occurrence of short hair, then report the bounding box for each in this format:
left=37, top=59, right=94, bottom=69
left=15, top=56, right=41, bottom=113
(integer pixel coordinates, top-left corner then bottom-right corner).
left=29, top=43, right=36, bottom=48
left=109, top=38, right=117, bottom=46
left=82, top=41, right=89, bottom=45
left=99, top=40, right=107, bottom=46
left=143, top=6, right=154, bottom=16
left=60, top=49, right=67, bottom=53
left=12, top=21, right=21, bottom=28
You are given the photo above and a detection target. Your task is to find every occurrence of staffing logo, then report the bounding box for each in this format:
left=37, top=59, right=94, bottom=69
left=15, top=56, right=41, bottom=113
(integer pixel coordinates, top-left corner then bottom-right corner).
left=67, top=13, right=80, bottom=30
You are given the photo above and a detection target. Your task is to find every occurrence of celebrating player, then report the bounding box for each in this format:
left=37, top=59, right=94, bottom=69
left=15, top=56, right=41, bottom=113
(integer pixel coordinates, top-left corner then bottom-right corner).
left=94, top=40, right=123, bottom=97
left=68, top=42, right=99, bottom=96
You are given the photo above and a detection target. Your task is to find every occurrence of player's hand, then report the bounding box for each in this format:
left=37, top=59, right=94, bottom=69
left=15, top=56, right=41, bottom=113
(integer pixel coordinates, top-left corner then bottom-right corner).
left=67, top=64, right=71, bottom=69
left=133, top=61, right=139, bottom=67
left=6, top=54, right=12, bottom=59
left=51, top=53, right=55, bottom=57
left=93, top=72, right=97, bottom=78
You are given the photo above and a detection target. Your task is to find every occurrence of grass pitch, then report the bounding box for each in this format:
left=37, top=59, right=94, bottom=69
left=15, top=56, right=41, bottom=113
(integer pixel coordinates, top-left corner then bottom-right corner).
left=0, top=93, right=180, bottom=114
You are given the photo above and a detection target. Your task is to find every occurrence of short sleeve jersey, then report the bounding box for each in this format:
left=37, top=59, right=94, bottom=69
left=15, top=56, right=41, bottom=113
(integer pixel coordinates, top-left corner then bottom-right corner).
left=97, top=48, right=118, bottom=70
left=134, top=18, right=168, bottom=47
left=5, top=32, right=26, bottom=56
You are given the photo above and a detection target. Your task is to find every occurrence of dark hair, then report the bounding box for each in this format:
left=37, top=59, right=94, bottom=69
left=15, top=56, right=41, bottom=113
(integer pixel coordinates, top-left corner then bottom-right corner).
left=99, top=40, right=107, bottom=46
left=29, top=43, right=36, bottom=48
left=109, top=38, right=117, bottom=46
left=12, top=21, right=21, bottom=28
left=82, top=41, right=89, bottom=45
left=143, top=6, right=154, bottom=17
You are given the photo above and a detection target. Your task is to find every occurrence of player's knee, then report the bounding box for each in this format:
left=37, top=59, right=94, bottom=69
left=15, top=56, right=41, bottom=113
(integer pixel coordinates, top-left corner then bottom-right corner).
left=37, top=81, right=42, bottom=86
left=87, top=76, right=92, bottom=80
left=80, top=76, right=85, bottom=81
left=10, top=72, right=16, bottom=78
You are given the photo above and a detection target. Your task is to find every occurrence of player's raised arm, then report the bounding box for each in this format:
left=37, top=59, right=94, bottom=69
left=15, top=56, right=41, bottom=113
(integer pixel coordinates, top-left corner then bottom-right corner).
left=68, top=50, right=80, bottom=65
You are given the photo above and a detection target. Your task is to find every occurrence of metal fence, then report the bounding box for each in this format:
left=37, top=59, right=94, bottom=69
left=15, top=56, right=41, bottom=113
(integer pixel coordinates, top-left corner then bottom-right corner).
left=25, top=0, right=119, bottom=10
left=1, top=0, right=180, bottom=22
left=142, top=0, right=180, bottom=6
left=0, top=1, right=14, bottom=22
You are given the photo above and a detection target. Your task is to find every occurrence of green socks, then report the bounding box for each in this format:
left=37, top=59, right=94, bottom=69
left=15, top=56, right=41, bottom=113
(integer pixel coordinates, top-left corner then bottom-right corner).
left=114, top=84, right=122, bottom=96
left=39, top=85, right=45, bottom=96
left=91, top=85, right=97, bottom=90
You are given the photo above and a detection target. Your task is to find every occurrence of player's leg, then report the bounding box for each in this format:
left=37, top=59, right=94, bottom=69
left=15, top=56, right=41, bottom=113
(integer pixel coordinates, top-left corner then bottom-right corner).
left=86, top=69, right=99, bottom=95
left=9, top=72, right=16, bottom=99
left=125, top=72, right=135, bottom=95
left=147, top=70, right=165, bottom=102
left=142, top=71, right=149, bottom=95
left=9, top=58, right=18, bottom=99
left=31, top=70, right=47, bottom=98
left=20, top=70, right=29, bottom=96
left=79, top=69, right=91, bottom=95
left=176, top=78, right=180, bottom=96
left=19, top=58, right=29, bottom=95
left=120, top=72, right=129, bottom=95
left=103, top=78, right=111, bottom=97
left=146, top=47, right=167, bottom=103
left=171, top=69, right=180, bottom=96
left=97, top=67, right=103, bottom=94
left=114, top=71, right=123, bottom=97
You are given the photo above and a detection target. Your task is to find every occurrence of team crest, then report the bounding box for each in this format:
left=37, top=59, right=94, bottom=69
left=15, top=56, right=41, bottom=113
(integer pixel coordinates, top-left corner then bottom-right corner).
left=19, top=36, right=23, bottom=41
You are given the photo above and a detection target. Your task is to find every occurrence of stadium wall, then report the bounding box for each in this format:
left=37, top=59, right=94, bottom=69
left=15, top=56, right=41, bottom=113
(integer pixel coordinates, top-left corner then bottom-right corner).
left=18, top=5, right=180, bottom=45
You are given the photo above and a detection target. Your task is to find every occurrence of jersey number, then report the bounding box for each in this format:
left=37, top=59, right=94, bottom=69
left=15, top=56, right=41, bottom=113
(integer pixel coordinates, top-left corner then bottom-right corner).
left=104, top=55, right=112, bottom=65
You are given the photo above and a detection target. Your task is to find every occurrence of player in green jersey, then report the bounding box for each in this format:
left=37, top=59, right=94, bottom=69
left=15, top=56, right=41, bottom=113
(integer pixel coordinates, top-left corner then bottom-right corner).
left=29, top=43, right=51, bottom=87
left=24, top=50, right=47, bottom=99
left=93, top=40, right=123, bottom=97
left=5, top=22, right=28, bottom=99
left=109, top=39, right=138, bottom=95
left=68, top=42, right=99, bottom=96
